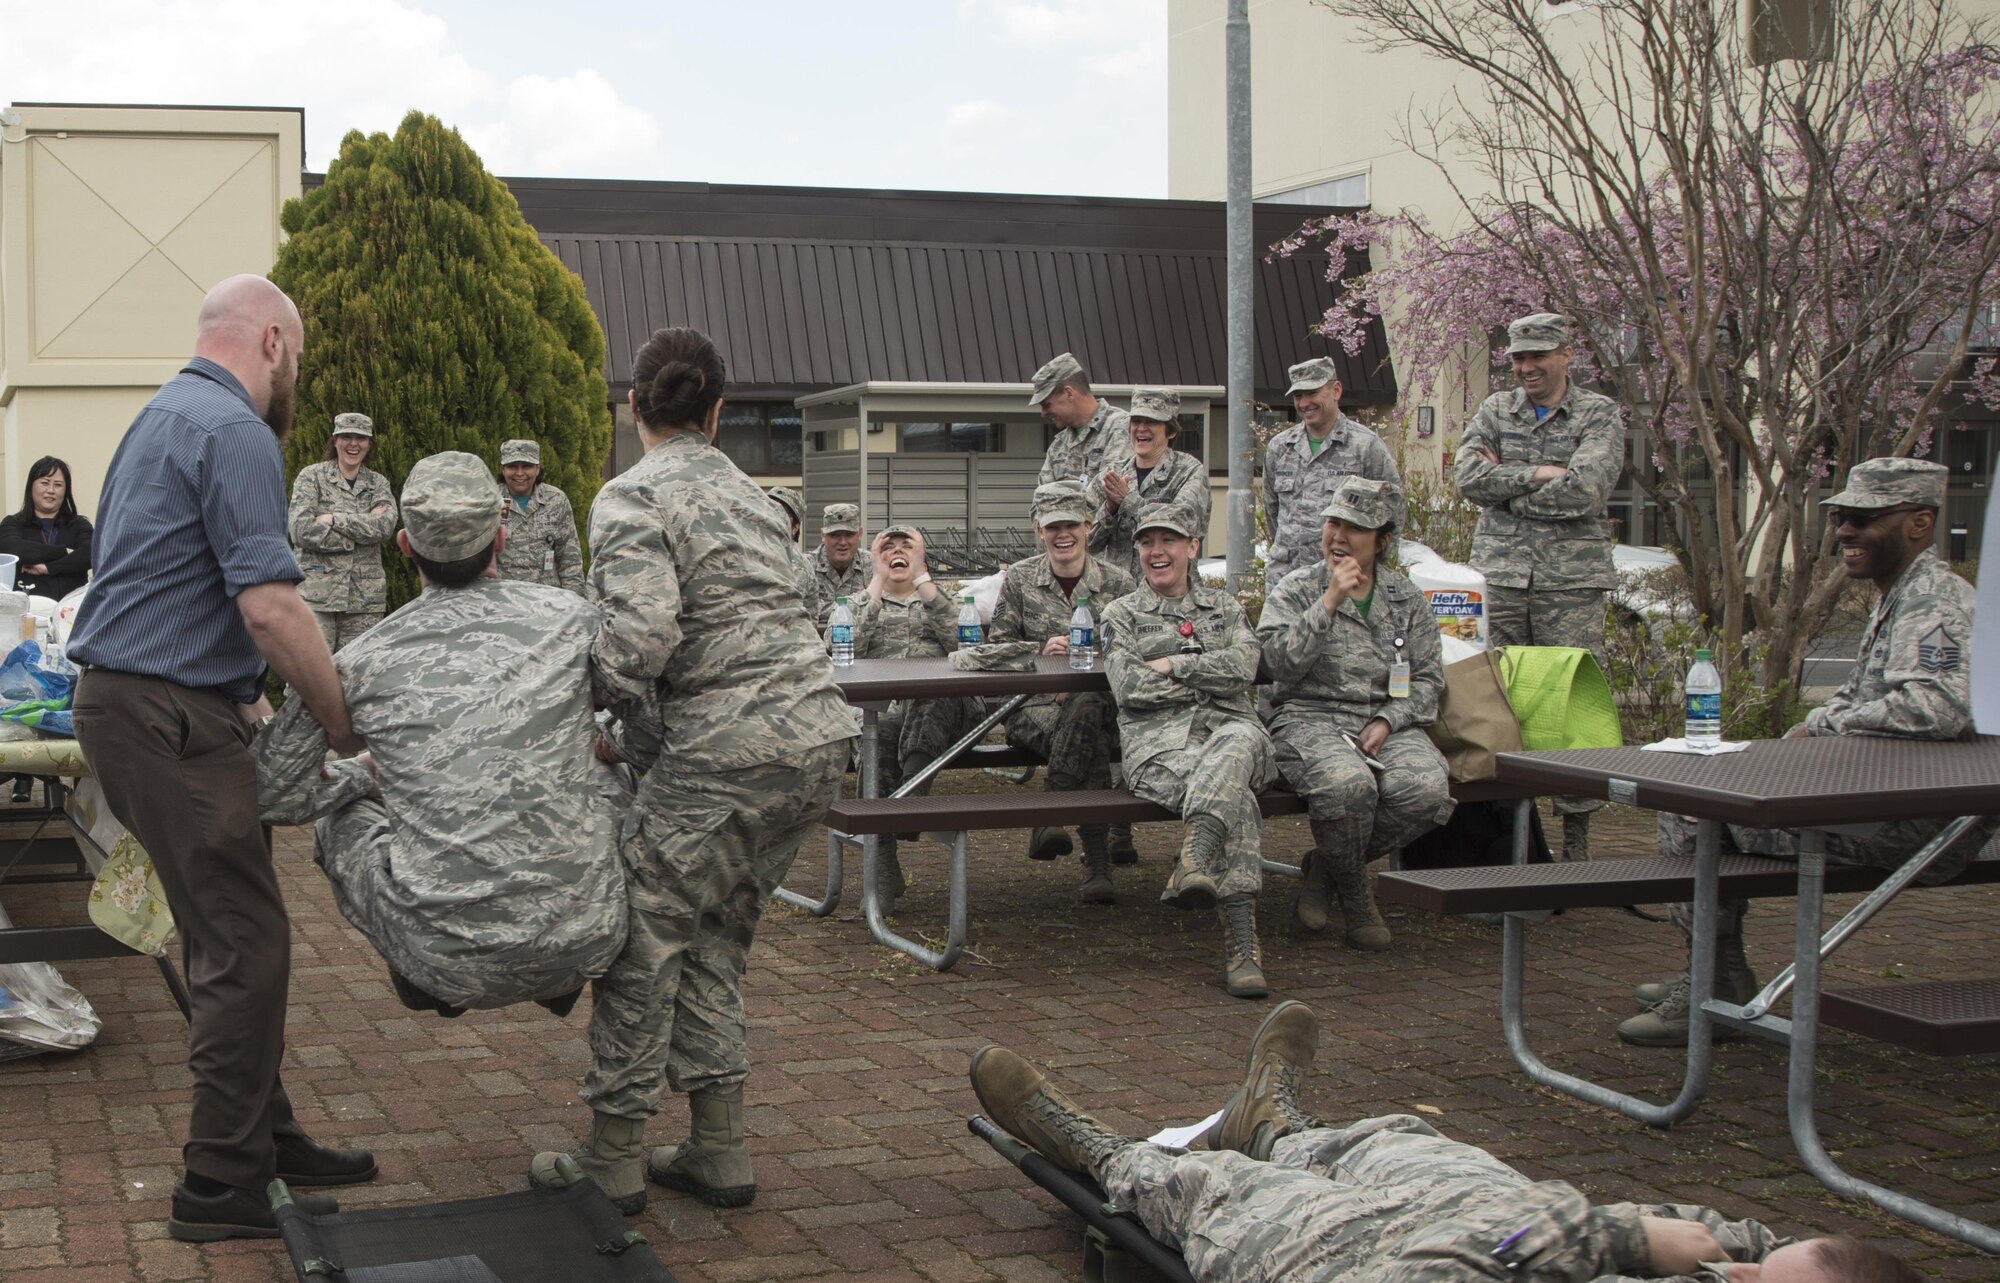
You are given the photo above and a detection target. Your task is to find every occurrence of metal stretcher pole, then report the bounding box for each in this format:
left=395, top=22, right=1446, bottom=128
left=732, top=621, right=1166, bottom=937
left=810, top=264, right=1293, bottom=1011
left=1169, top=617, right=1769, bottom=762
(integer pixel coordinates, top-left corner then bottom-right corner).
left=1740, top=814, right=1984, bottom=1020
left=1784, top=830, right=2000, bottom=1252
left=1500, top=816, right=1718, bottom=1128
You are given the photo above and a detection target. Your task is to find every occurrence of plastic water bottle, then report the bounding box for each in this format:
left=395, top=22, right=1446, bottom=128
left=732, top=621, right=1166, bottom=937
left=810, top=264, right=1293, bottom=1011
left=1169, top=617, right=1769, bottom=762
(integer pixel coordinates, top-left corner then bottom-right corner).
left=956, top=592, right=982, bottom=647
left=1068, top=595, right=1095, bottom=671
left=829, top=596, right=856, bottom=667
left=1684, top=648, right=1721, bottom=746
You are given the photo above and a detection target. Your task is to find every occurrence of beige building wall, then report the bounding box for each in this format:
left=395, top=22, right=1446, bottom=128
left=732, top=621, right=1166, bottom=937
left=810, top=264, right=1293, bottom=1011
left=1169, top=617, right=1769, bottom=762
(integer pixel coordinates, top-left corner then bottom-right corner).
left=0, top=104, right=304, bottom=518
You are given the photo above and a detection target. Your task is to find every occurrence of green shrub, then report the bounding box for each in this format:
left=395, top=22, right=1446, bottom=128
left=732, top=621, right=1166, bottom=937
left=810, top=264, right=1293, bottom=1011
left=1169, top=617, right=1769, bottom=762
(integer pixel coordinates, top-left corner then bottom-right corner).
left=271, top=110, right=612, bottom=611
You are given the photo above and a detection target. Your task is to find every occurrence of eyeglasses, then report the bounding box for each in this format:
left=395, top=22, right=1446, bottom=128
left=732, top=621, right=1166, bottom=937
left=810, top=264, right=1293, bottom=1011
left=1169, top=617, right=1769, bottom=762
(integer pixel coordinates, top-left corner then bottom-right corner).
left=1828, top=505, right=1924, bottom=529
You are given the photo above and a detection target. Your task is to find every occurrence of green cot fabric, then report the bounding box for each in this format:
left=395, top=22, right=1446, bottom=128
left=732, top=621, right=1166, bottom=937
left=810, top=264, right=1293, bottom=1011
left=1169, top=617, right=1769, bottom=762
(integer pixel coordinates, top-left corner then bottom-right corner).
left=1499, top=646, right=1624, bottom=750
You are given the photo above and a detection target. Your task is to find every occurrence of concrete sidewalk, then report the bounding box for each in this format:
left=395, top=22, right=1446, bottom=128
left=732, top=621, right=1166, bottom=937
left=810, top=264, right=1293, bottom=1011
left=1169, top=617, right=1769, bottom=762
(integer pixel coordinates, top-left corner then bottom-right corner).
left=2, top=803, right=1996, bottom=1281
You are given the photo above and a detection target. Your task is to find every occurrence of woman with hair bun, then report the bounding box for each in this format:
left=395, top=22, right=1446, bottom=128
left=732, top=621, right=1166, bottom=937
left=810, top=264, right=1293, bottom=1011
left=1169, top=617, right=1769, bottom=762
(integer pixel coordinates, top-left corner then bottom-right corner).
left=530, top=327, right=852, bottom=1214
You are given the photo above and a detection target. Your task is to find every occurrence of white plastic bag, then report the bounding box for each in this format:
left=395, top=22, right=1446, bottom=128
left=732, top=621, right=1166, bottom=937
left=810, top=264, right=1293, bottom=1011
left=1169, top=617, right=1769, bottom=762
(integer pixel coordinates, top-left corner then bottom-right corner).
left=0, top=901, right=102, bottom=1058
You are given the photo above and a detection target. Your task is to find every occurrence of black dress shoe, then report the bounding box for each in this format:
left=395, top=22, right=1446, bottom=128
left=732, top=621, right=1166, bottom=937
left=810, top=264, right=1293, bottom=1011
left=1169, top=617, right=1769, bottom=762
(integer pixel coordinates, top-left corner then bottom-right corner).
left=274, top=1133, right=379, bottom=1186
left=169, top=1181, right=338, bottom=1242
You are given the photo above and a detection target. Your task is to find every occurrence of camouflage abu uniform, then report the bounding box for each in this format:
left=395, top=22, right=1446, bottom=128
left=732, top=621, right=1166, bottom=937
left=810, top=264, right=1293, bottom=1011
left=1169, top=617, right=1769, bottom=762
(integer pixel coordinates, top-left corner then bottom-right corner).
left=1100, top=560, right=1275, bottom=904
left=289, top=412, right=397, bottom=651
left=254, top=453, right=626, bottom=1010
left=766, top=487, right=816, bottom=615
left=1450, top=316, right=1623, bottom=646
left=1453, top=315, right=1623, bottom=832
left=849, top=533, right=983, bottom=798
left=989, top=485, right=1134, bottom=797
left=583, top=430, right=852, bottom=1118
left=808, top=503, right=873, bottom=632
left=1032, top=352, right=1136, bottom=509
left=1262, top=359, right=1402, bottom=586
left=1260, top=556, right=1454, bottom=867
left=495, top=439, right=584, bottom=593
left=1092, top=389, right=1212, bottom=582
left=1097, top=1113, right=1789, bottom=1282
left=1634, top=458, right=1992, bottom=1045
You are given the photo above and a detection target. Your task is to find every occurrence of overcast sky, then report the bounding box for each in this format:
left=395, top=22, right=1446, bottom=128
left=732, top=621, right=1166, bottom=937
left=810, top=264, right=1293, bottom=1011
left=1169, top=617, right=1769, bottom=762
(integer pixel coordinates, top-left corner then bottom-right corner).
left=0, top=0, right=1168, bottom=196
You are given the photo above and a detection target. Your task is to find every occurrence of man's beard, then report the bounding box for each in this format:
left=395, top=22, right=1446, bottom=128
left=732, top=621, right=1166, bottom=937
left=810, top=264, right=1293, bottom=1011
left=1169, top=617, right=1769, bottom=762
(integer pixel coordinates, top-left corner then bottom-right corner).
left=265, top=368, right=297, bottom=442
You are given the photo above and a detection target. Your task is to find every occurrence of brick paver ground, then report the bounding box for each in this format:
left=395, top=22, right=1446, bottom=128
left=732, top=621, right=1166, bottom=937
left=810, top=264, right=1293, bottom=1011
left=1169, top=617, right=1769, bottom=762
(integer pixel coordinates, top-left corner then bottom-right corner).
left=3, top=795, right=1996, bottom=1282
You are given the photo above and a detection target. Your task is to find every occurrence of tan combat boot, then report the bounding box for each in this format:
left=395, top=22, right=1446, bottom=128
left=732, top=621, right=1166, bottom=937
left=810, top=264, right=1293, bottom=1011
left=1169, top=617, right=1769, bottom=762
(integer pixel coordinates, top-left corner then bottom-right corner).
left=1218, top=895, right=1268, bottom=999
left=1106, top=822, right=1139, bottom=865
left=648, top=1082, right=757, bottom=1208
left=1162, top=814, right=1226, bottom=909
left=529, top=1111, right=647, bottom=1214
left=969, top=1046, right=1130, bottom=1176
left=1618, top=928, right=1760, bottom=1046
left=1202, top=999, right=1321, bottom=1159
left=1328, top=854, right=1392, bottom=952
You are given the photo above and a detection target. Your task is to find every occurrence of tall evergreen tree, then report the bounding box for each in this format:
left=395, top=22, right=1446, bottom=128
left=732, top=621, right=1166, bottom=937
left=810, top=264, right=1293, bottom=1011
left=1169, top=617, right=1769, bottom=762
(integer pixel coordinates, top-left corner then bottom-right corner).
left=272, top=110, right=612, bottom=609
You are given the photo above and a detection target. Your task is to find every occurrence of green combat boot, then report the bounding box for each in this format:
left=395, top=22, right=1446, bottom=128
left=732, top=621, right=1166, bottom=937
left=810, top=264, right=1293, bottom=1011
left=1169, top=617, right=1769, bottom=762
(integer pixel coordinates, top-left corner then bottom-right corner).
left=649, top=1082, right=757, bottom=1208
left=529, top=1111, right=647, bottom=1215
left=1218, top=895, right=1268, bottom=999
left=1162, top=815, right=1226, bottom=909
left=1107, top=822, right=1139, bottom=866
left=1329, top=854, right=1392, bottom=952
left=1617, top=932, right=1760, bottom=1046
left=969, top=1045, right=1129, bottom=1175
left=1028, top=826, right=1073, bottom=861
left=1202, top=999, right=1321, bottom=1159
left=1078, top=825, right=1115, bottom=905
left=1561, top=812, right=1592, bottom=863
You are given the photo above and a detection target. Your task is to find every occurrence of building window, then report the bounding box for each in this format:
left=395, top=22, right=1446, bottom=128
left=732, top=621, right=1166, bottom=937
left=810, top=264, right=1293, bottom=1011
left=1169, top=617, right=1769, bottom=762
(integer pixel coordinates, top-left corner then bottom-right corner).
left=714, top=402, right=803, bottom=473
left=901, top=422, right=1005, bottom=452
left=1261, top=172, right=1369, bottom=207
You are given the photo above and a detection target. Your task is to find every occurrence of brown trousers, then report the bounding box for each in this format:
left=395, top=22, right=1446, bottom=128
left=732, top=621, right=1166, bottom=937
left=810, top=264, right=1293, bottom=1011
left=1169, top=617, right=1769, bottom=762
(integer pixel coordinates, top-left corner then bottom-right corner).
left=72, top=670, right=302, bottom=1188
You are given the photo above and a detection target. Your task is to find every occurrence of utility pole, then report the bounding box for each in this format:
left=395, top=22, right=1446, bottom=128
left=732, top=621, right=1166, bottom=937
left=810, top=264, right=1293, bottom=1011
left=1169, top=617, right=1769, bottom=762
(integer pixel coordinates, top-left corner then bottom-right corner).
left=1224, top=0, right=1254, bottom=588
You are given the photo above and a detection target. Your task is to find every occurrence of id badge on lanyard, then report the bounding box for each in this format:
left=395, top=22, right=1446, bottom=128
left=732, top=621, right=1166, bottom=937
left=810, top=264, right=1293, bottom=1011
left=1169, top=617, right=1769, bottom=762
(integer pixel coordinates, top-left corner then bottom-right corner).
left=1388, top=635, right=1410, bottom=698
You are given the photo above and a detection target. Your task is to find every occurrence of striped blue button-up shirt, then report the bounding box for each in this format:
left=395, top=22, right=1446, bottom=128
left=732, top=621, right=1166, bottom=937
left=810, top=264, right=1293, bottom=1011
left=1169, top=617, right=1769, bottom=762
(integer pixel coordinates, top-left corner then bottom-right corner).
left=68, top=358, right=304, bottom=702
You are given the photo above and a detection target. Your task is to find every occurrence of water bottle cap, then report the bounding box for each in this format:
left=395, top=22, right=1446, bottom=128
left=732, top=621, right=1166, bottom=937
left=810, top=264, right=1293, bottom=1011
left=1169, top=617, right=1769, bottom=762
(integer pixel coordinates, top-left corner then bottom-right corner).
left=836, top=595, right=850, bottom=604
left=1694, top=648, right=1713, bottom=661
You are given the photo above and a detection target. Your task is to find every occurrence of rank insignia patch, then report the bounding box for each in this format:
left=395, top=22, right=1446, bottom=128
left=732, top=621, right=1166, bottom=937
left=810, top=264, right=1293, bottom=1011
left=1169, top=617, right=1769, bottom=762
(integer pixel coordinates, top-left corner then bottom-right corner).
left=1917, top=625, right=1962, bottom=673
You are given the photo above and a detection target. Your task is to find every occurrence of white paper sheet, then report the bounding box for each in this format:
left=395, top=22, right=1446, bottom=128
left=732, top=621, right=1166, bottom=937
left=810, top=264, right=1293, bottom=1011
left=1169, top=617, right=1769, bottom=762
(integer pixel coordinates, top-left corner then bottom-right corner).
left=1148, top=1109, right=1224, bottom=1149
left=1975, top=485, right=2000, bottom=734
left=1640, top=738, right=1750, bottom=755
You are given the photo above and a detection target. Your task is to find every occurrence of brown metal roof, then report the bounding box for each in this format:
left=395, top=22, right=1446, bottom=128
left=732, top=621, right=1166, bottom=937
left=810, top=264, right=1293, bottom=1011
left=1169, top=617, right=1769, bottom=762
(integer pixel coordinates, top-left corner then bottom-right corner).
left=499, top=177, right=1393, bottom=406
left=538, top=232, right=1389, bottom=405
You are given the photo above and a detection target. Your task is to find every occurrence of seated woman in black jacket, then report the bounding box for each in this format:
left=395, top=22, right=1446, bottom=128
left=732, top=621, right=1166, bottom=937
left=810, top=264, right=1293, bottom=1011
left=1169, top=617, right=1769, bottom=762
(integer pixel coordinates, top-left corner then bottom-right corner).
left=0, top=456, right=92, bottom=601
left=0, top=457, right=91, bottom=804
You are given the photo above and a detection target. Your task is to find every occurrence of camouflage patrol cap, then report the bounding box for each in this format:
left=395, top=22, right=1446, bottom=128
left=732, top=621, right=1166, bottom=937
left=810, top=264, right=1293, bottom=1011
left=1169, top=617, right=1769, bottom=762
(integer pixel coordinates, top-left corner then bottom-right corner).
left=768, top=486, right=804, bottom=526
left=1506, top=312, right=1572, bottom=354
left=822, top=503, right=861, bottom=534
left=1825, top=457, right=1947, bottom=511
left=1029, top=352, right=1086, bottom=405
left=332, top=412, right=374, bottom=439
left=1129, top=388, right=1181, bottom=422
left=1284, top=357, right=1339, bottom=396
left=402, top=451, right=503, bottom=561
left=1322, top=476, right=1401, bottom=531
left=500, top=439, right=540, bottom=466
left=1134, top=508, right=1198, bottom=539
left=879, top=524, right=919, bottom=540
left=1032, top=480, right=1093, bottom=527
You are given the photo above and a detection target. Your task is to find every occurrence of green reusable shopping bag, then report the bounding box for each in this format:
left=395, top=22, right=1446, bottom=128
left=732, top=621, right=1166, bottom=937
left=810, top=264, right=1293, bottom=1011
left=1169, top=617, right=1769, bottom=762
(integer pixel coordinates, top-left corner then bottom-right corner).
left=1497, top=646, right=1625, bottom=751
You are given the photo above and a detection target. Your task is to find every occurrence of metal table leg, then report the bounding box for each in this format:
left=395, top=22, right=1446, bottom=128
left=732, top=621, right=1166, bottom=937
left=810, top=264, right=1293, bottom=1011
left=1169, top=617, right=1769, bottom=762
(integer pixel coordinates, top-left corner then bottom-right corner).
left=1784, top=830, right=2000, bottom=1251
left=1500, top=816, right=1718, bottom=1128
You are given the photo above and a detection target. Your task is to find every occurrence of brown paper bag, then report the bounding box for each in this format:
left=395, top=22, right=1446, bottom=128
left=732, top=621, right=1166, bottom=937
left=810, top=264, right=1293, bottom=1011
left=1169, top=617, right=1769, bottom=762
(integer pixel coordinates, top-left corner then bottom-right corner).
left=1426, top=649, right=1526, bottom=782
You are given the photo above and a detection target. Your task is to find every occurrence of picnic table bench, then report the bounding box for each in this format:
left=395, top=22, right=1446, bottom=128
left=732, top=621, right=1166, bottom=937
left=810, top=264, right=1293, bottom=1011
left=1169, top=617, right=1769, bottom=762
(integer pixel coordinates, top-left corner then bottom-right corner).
left=1374, top=737, right=2000, bottom=1252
